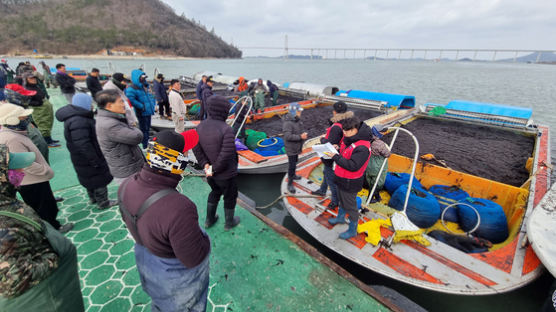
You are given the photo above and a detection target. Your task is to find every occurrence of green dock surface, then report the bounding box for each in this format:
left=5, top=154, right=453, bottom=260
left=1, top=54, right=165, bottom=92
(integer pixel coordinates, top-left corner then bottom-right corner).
left=44, top=89, right=389, bottom=311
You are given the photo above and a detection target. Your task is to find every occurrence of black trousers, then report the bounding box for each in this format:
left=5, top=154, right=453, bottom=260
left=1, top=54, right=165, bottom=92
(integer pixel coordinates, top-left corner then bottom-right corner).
left=19, top=181, right=61, bottom=229
left=337, top=188, right=359, bottom=224
left=87, top=186, right=109, bottom=205
left=158, top=100, right=170, bottom=117
left=287, top=155, right=298, bottom=180
left=207, top=177, right=238, bottom=210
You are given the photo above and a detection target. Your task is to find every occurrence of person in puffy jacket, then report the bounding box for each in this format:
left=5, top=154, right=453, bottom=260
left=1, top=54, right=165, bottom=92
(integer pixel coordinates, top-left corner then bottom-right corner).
left=193, top=95, right=240, bottom=230
left=326, top=116, right=371, bottom=240
left=266, top=80, right=279, bottom=106
left=55, top=93, right=116, bottom=209
left=95, top=89, right=144, bottom=184
left=0, top=144, right=84, bottom=312
left=102, top=72, right=137, bottom=127
left=199, top=76, right=214, bottom=120
left=283, top=102, right=307, bottom=193
left=126, top=69, right=155, bottom=148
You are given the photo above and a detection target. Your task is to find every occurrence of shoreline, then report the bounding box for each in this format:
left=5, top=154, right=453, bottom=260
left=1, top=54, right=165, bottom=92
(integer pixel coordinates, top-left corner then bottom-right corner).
left=0, top=54, right=239, bottom=61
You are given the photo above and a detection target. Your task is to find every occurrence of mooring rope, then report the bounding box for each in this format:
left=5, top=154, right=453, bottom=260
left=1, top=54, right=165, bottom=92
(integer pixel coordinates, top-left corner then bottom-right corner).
left=255, top=194, right=322, bottom=209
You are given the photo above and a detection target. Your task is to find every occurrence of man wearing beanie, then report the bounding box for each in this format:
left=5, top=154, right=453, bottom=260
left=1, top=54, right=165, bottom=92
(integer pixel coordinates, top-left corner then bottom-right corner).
left=55, top=93, right=116, bottom=209
left=102, top=72, right=138, bottom=127
left=311, top=101, right=353, bottom=210
left=95, top=89, right=144, bottom=184
left=0, top=103, right=73, bottom=233
left=118, top=130, right=210, bottom=311
left=193, top=95, right=240, bottom=230
left=283, top=102, right=308, bottom=193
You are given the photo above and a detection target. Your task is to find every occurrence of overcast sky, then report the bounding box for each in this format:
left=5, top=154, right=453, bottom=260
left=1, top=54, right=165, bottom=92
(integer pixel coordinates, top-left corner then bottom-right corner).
left=162, top=0, right=556, bottom=57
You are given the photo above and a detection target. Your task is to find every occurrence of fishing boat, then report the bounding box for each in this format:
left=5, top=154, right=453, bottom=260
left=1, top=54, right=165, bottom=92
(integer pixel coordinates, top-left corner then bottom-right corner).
left=281, top=100, right=551, bottom=295
left=237, top=84, right=415, bottom=174
left=527, top=182, right=556, bottom=278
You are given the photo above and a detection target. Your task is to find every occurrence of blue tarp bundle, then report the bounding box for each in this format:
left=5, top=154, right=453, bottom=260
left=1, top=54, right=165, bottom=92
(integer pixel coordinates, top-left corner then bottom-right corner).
left=335, top=90, right=415, bottom=108
left=444, top=100, right=532, bottom=119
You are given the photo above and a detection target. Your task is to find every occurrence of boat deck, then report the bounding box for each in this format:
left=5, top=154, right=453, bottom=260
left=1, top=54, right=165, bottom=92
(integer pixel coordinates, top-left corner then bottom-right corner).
left=45, top=89, right=393, bottom=311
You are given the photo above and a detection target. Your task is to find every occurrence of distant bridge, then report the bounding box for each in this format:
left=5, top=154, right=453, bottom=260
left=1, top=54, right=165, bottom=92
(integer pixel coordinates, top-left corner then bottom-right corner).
left=239, top=47, right=556, bottom=62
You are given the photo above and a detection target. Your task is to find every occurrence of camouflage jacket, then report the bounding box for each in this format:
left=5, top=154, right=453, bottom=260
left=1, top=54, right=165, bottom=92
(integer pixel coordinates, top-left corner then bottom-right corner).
left=0, top=146, right=58, bottom=299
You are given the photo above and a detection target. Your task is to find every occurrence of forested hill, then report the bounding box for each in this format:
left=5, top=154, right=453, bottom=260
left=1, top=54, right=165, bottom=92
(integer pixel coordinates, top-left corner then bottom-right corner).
left=0, top=0, right=242, bottom=58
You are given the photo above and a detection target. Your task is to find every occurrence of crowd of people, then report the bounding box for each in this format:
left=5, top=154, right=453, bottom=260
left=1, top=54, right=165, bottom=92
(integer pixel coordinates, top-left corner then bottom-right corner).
left=0, top=59, right=390, bottom=311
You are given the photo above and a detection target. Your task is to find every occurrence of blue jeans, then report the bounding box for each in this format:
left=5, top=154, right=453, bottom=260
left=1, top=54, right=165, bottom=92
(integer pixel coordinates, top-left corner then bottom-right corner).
left=134, top=244, right=210, bottom=312
left=318, top=165, right=338, bottom=205
left=138, top=115, right=152, bottom=148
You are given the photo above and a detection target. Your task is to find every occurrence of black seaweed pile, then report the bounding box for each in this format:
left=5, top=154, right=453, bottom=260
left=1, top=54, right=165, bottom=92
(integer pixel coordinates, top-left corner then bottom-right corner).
left=383, top=117, right=535, bottom=187
left=246, top=106, right=382, bottom=138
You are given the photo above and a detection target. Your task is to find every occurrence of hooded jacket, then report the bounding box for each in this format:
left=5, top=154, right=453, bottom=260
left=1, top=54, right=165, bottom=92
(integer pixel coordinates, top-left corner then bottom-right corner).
left=95, top=108, right=144, bottom=178
left=282, top=113, right=305, bottom=156
left=55, top=105, right=113, bottom=189
left=125, top=69, right=155, bottom=117
left=193, top=96, right=238, bottom=180
left=332, top=121, right=372, bottom=192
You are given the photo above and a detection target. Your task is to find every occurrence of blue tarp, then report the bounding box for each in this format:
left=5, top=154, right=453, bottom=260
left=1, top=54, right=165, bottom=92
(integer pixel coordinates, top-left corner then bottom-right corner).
left=445, top=100, right=532, bottom=119
left=335, top=90, right=415, bottom=108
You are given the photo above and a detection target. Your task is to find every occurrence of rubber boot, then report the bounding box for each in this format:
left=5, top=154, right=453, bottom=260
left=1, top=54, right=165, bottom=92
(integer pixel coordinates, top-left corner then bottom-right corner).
left=370, top=192, right=382, bottom=204
left=287, top=181, right=296, bottom=194
left=339, top=220, right=358, bottom=240
left=328, top=208, right=347, bottom=225
left=205, top=202, right=219, bottom=228
left=224, top=209, right=240, bottom=230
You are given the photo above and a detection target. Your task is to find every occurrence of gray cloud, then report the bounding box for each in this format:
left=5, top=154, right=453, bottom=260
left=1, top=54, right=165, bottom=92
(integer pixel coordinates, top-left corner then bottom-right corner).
left=162, top=0, right=556, bottom=56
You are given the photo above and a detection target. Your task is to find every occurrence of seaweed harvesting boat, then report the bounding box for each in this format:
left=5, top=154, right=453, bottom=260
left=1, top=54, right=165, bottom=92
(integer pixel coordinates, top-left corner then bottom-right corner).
left=236, top=85, right=415, bottom=174
left=281, top=100, right=551, bottom=295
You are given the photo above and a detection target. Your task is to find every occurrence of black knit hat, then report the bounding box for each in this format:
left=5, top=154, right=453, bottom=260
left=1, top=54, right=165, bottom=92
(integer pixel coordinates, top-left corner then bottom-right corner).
left=112, top=73, right=130, bottom=82
left=152, top=131, right=185, bottom=153
left=333, top=101, right=347, bottom=113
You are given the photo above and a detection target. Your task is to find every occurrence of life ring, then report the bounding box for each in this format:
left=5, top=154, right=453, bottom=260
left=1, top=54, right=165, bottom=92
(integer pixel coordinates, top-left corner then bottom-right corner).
left=440, top=202, right=480, bottom=235
left=257, top=137, right=278, bottom=148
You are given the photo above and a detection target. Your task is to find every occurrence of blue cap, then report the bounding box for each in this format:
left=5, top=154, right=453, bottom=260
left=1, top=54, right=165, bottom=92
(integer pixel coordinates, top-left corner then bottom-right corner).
left=72, top=93, right=93, bottom=111
left=8, top=151, right=35, bottom=169
left=288, top=103, right=303, bottom=116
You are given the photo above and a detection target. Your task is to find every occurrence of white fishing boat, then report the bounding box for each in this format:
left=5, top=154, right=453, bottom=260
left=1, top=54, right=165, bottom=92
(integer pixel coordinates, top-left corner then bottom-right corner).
left=281, top=101, right=551, bottom=295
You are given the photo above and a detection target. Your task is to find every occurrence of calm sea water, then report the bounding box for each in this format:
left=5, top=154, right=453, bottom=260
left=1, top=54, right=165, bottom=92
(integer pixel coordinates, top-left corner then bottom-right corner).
left=7, top=57, right=556, bottom=311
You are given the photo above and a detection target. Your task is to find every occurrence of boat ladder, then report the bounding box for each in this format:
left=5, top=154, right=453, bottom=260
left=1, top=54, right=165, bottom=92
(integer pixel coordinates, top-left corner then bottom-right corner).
left=365, top=127, right=419, bottom=214
left=228, top=96, right=253, bottom=139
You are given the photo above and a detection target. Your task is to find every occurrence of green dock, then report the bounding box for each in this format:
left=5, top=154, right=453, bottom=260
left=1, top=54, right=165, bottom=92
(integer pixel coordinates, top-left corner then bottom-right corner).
left=44, top=89, right=394, bottom=311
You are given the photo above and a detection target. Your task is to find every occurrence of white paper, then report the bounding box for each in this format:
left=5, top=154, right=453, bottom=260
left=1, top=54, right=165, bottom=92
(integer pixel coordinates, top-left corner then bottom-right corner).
left=312, top=142, right=338, bottom=159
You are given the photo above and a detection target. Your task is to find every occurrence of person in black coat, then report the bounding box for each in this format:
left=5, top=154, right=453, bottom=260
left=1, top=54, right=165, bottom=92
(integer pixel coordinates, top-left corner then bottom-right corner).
left=199, top=76, right=214, bottom=120
left=85, top=68, right=103, bottom=98
left=54, top=64, right=76, bottom=104
left=283, top=102, right=308, bottom=193
left=193, top=95, right=240, bottom=230
left=55, top=93, right=116, bottom=209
